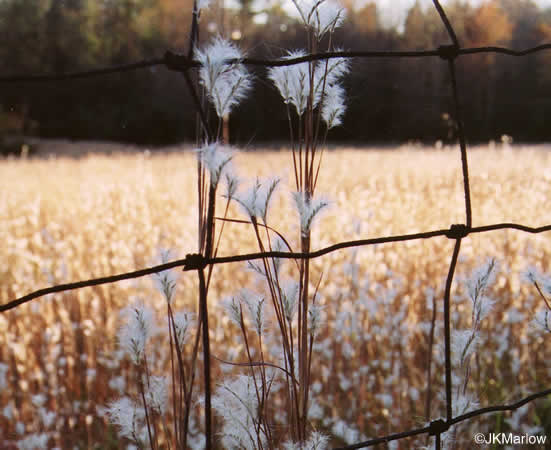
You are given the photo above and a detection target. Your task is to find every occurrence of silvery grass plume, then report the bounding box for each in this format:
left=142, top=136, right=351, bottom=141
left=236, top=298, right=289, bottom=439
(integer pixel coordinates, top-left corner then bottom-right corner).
left=466, top=258, right=497, bottom=326
left=0, top=362, right=7, bottom=391
left=452, top=259, right=498, bottom=368
left=196, top=142, right=234, bottom=188
left=144, top=375, right=169, bottom=415
left=234, top=177, right=262, bottom=218
left=195, top=0, right=211, bottom=13
left=432, top=388, right=480, bottom=450
left=533, top=309, right=551, bottom=332
left=196, top=37, right=253, bottom=118
left=292, top=191, right=330, bottom=237
left=308, top=302, right=325, bottom=337
left=223, top=295, right=244, bottom=328
left=268, top=50, right=349, bottom=118
left=15, top=433, right=50, bottom=450
left=152, top=248, right=178, bottom=304
left=268, top=50, right=311, bottom=116
left=522, top=266, right=551, bottom=332
left=170, top=311, right=196, bottom=348
left=321, top=83, right=346, bottom=129
left=224, top=171, right=240, bottom=202
left=280, top=280, right=300, bottom=323
left=233, top=176, right=281, bottom=224
left=448, top=259, right=497, bottom=368
left=440, top=392, right=480, bottom=450
left=104, top=396, right=148, bottom=445
left=241, top=289, right=269, bottom=336
left=440, top=260, right=497, bottom=450
left=270, top=234, right=289, bottom=274
left=118, top=303, right=158, bottom=365
left=222, top=290, right=268, bottom=336
left=282, top=431, right=330, bottom=449
left=247, top=235, right=288, bottom=279
left=212, top=375, right=268, bottom=449
left=291, top=0, right=346, bottom=38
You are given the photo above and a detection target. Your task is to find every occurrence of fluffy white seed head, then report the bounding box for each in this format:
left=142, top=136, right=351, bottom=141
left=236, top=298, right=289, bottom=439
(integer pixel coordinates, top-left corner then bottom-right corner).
left=196, top=37, right=253, bottom=118
left=257, top=176, right=281, bottom=224
left=467, top=258, right=497, bottom=305
left=522, top=266, right=551, bottom=298
left=222, top=296, right=243, bottom=327
left=233, top=176, right=281, bottom=223
left=533, top=309, right=551, bottom=333
left=171, top=311, right=196, bottom=347
left=292, top=0, right=346, bottom=38
left=269, top=50, right=349, bottom=123
left=233, top=178, right=262, bottom=218
left=314, top=0, right=346, bottom=37
left=321, top=83, right=346, bottom=129
left=152, top=248, right=178, bottom=304
left=270, top=234, right=288, bottom=275
left=451, top=328, right=478, bottom=367
left=196, top=0, right=211, bottom=12
left=329, top=55, right=349, bottom=80
left=246, top=260, right=267, bottom=278
left=292, top=191, right=330, bottom=237
left=212, top=375, right=267, bottom=449
left=241, top=290, right=267, bottom=336
left=268, top=50, right=313, bottom=116
left=472, top=295, right=494, bottom=324
left=118, top=304, right=157, bottom=364
left=281, top=281, right=299, bottom=322
left=223, top=172, right=240, bottom=201
left=452, top=391, right=479, bottom=417
left=0, top=363, right=7, bottom=391
left=283, top=431, right=330, bottom=450
left=466, top=259, right=497, bottom=328
left=145, top=375, right=169, bottom=415
left=15, top=433, right=50, bottom=450
left=105, top=397, right=146, bottom=442
left=308, top=302, right=325, bottom=337
left=522, top=266, right=542, bottom=285
left=196, top=142, right=233, bottom=188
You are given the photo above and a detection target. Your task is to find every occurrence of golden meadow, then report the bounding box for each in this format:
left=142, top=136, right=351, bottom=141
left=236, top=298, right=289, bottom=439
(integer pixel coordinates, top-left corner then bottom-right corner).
left=1, top=144, right=550, bottom=447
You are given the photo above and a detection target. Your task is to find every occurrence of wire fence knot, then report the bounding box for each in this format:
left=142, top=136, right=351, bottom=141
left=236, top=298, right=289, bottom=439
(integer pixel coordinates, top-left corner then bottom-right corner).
left=446, top=223, right=470, bottom=239
left=428, top=419, right=450, bottom=436
left=164, top=50, right=194, bottom=73
left=438, top=44, right=460, bottom=61
left=183, top=253, right=207, bottom=271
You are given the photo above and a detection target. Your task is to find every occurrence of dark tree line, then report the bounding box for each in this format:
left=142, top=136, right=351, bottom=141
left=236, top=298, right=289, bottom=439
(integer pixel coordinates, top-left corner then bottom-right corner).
left=1, top=0, right=551, bottom=146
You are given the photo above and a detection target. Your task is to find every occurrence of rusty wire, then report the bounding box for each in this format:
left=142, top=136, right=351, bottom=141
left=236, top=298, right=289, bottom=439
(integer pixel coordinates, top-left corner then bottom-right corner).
left=1, top=0, right=551, bottom=448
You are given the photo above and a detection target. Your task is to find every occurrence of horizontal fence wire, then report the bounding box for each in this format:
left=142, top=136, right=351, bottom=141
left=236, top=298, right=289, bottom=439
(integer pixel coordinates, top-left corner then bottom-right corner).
left=3, top=45, right=551, bottom=83
left=2, top=0, right=551, bottom=448
left=3, top=222, right=551, bottom=313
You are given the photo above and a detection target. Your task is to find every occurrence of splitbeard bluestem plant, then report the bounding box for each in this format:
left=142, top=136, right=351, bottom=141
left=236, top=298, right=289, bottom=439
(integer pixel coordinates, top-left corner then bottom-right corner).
left=443, top=259, right=497, bottom=450
left=201, top=0, right=349, bottom=446
left=418, top=259, right=498, bottom=450
left=101, top=0, right=348, bottom=447
left=101, top=250, right=202, bottom=449
left=190, top=0, right=348, bottom=447
left=523, top=266, right=551, bottom=334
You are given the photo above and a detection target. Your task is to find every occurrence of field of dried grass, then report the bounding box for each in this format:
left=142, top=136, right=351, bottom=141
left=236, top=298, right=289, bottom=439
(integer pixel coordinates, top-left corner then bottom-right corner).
left=1, top=144, right=551, bottom=448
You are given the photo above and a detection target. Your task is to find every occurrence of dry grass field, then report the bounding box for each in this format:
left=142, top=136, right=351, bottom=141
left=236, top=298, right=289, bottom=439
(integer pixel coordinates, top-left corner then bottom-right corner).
left=1, top=143, right=551, bottom=448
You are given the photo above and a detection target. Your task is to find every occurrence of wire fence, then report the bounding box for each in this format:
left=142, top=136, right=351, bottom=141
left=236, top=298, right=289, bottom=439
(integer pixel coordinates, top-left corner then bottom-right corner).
left=1, top=0, right=551, bottom=448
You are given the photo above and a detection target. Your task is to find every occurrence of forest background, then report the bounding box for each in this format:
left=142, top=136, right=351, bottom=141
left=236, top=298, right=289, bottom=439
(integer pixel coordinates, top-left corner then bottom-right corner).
left=1, top=0, right=551, bottom=146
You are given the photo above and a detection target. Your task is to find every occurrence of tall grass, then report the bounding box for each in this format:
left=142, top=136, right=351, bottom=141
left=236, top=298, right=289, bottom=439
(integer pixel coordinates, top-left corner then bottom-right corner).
left=1, top=145, right=551, bottom=447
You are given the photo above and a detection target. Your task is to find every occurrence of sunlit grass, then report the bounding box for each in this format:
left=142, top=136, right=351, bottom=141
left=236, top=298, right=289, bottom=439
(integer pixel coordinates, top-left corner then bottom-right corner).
left=1, top=144, right=550, bottom=447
